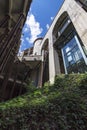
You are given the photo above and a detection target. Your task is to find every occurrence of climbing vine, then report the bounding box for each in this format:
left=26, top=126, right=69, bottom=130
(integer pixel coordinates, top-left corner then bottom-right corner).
left=0, top=74, right=87, bottom=130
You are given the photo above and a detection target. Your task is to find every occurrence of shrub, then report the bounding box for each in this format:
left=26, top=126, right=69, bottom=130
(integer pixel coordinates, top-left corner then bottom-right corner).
left=0, top=74, right=87, bottom=130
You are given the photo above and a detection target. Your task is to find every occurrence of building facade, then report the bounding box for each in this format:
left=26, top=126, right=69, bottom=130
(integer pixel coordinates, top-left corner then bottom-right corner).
left=19, top=0, right=87, bottom=87
left=1, top=0, right=86, bottom=101
left=0, top=0, right=32, bottom=101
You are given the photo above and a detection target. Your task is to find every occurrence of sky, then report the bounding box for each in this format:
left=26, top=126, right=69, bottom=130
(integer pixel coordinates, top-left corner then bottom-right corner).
left=19, top=0, right=64, bottom=52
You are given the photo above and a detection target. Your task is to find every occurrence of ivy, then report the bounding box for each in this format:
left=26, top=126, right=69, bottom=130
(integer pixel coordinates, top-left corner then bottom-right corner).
left=0, top=74, right=87, bottom=130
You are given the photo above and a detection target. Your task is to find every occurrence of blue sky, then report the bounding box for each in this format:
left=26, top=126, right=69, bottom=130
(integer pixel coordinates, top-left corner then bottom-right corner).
left=19, top=0, right=64, bottom=52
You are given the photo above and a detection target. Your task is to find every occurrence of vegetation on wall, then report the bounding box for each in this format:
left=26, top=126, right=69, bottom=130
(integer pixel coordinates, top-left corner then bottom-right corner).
left=0, top=74, right=87, bottom=130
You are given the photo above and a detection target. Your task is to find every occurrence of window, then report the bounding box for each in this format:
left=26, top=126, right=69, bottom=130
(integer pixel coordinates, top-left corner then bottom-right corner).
left=58, top=19, right=71, bottom=35
left=62, top=35, right=87, bottom=73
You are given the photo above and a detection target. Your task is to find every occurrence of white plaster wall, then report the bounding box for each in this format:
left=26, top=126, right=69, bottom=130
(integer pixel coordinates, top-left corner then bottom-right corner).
left=33, top=39, right=42, bottom=55
left=40, top=0, right=87, bottom=84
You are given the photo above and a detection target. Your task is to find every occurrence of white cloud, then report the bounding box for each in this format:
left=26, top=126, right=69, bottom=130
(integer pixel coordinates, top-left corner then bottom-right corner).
left=26, top=37, right=30, bottom=42
left=23, top=27, right=29, bottom=33
left=19, top=37, right=26, bottom=52
left=46, top=24, right=49, bottom=30
left=25, top=13, right=43, bottom=43
left=26, top=37, right=33, bottom=45
left=20, top=37, right=25, bottom=47
left=51, top=17, right=54, bottom=21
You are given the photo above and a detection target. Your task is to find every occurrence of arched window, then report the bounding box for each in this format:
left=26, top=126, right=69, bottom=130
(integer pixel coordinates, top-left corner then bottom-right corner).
left=53, top=12, right=70, bottom=42
left=52, top=11, right=87, bottom=74
left=41, top=39, right=49, bottom=85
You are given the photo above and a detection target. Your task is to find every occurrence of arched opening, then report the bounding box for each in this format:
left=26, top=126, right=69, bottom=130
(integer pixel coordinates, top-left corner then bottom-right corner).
left=53, top=11, right=87, bottom=74
left=41, top=39, right=49, bottom=85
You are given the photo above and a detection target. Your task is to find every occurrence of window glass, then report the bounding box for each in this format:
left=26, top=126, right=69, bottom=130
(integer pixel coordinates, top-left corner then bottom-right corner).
left=62, top=36, right=87, bottom=73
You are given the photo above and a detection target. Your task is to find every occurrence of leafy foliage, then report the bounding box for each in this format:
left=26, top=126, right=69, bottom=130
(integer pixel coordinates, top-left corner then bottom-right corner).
left=0, top=74, right=87, bottom=130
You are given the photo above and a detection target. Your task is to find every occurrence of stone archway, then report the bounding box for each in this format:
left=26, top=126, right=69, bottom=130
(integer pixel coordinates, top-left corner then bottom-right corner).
left=41, top=39, right=49, bottom=86
left=52, top=11, right=87, bottom=74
